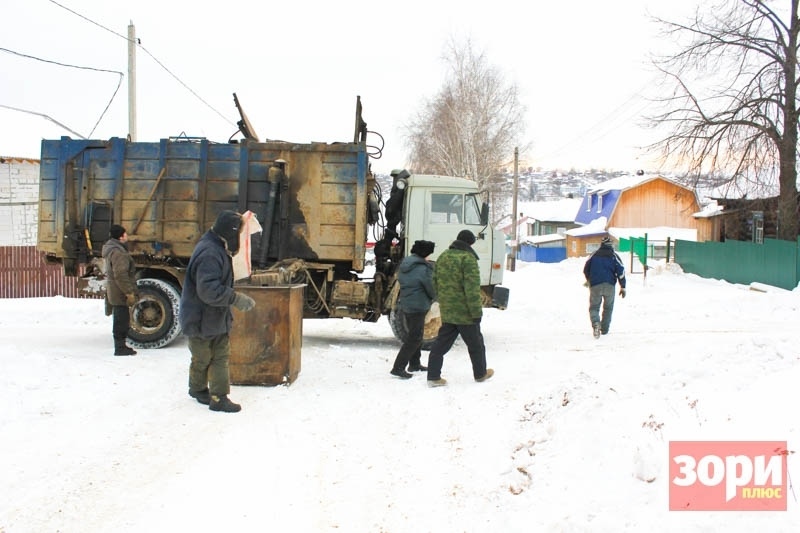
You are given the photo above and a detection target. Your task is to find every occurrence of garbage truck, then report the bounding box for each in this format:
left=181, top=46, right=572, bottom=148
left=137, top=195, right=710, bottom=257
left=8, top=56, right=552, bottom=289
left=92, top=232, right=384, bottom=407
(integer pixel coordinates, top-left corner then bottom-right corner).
left=37, top=96, right=509, bottom=349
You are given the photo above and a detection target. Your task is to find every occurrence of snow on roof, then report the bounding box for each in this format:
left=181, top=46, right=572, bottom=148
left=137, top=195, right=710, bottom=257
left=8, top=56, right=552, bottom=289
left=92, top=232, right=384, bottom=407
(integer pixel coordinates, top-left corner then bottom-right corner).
left=521, top=233, right=566, bottom=245
left=693, top=199, right=725, bottom=218
left=588, top=174, right=651, bottom=193
left=565, top=216, right=608, bottom=237
left=608, top=226, right=698, bottom=242
left=517, top=198, right=582, bottom=222
left=588, top=174, right=693, bottom=195
left=0, top=156, right=39, bottom=164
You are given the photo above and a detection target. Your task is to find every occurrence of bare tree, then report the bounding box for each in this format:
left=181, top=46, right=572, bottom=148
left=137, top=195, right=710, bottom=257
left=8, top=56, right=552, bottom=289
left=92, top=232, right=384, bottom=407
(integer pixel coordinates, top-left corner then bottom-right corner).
left=403, top=38, right=527, bottom=221
left=650, top=0, right=799, bottom=239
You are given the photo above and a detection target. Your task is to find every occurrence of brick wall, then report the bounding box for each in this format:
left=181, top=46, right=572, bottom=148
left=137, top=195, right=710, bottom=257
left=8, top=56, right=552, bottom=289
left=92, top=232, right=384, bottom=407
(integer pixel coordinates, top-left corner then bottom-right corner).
left=0, top=158, right=39, bottom=246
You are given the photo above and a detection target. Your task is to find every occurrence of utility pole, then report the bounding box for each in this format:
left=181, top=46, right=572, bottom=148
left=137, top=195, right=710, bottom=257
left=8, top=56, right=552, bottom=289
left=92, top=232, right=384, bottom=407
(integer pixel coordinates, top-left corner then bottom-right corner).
left=127, top=21, right=137, bottom=141
left=509, top=147, right=519, bottom=272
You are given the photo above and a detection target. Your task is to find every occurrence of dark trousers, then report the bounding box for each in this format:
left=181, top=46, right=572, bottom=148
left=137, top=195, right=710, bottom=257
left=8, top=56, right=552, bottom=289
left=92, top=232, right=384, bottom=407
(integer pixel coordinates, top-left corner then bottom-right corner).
left=426, top=321, right=487, bottom=380
left=392, top=311, right=426, bottom=371
left=589, top=283, right=616, bottom=333
left=111, top=305, right=131, bottom=347
left=188, top=334, right=231, bottom=397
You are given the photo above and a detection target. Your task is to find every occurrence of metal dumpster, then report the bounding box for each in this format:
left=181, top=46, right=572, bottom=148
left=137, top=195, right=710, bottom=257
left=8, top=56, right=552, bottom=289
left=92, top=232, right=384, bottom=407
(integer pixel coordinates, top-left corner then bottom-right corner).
left=229, top=284, right=305, bottom=385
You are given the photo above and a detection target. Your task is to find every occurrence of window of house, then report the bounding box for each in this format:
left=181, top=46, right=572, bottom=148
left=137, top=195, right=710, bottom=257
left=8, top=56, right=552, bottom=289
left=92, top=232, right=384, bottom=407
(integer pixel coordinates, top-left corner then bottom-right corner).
left=597, top=193, right=604, bottom=213
left=586, top=193, right=593, bottom=212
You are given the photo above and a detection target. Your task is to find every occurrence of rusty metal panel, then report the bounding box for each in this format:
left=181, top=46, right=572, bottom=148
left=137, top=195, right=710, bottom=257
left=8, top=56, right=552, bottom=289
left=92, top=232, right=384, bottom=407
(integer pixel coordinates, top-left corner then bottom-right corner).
left=0, top=246, right=99, bottom=298
left=162, top=179, right=199, bottom=200
left=229, top=284, right=305, bottom=385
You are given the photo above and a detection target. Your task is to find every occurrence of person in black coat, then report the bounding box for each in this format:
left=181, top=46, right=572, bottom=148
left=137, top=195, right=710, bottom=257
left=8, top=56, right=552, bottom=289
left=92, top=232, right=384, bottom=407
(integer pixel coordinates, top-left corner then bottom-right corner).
left=390, top=240, right=436, bottom=379
left=583, top=236, right=626, bottom=338
left=179, top=210, right=256, bottom=413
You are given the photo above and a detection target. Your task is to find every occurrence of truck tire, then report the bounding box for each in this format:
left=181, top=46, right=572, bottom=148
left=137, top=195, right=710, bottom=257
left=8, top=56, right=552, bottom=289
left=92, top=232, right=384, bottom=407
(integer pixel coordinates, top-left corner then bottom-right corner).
left=127, top=278, right=182, bottom=349
left=389, top=303, right=441, bottom=351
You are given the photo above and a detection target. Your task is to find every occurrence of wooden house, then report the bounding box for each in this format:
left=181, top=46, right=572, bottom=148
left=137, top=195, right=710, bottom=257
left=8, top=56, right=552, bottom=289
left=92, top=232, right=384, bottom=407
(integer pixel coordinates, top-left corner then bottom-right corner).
left=567, top=174, right=704, bottom=257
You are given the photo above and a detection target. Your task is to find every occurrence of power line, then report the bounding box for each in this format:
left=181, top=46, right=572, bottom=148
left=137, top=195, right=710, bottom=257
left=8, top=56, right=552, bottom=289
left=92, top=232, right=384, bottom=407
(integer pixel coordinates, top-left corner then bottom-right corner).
left=46, top=0, right=236, bottom=128
left=0, top=46, right=123, bottom=137
left=0, top=103, right=86, bottom=139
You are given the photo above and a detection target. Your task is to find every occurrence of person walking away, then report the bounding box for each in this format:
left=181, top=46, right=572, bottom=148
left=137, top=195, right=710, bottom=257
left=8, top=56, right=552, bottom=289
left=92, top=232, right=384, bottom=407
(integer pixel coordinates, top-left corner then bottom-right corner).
left=390, top=240, right=436, bottom=379
left=583, top=235, right=626, bottom=339
left=102, top=224, right=138, bottom=356
left=179, top=210, right=256, bottom=413
left=426, top=230, right=493, bottom=387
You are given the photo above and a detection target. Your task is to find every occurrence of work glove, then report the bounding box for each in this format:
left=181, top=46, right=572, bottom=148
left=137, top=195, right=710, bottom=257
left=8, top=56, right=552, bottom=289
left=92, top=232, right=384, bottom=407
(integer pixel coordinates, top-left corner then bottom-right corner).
left=126, top=293, right=138, bottom=306
left=619, top=288, right=626, bottom=298
left=232, top=292, right=256, bottom=312
left=583, top=280, right=589, bottom=288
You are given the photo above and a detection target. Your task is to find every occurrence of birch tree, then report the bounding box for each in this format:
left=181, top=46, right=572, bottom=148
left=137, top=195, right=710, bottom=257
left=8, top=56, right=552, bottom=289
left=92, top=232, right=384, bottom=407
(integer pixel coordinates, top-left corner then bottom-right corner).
left=403, top=38, right=527, bottom=218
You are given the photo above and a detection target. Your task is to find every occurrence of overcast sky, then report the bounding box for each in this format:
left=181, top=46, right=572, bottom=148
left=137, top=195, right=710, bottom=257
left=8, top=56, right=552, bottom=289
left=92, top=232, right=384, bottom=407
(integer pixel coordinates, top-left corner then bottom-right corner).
left=1, top=0, right=699, bottom=173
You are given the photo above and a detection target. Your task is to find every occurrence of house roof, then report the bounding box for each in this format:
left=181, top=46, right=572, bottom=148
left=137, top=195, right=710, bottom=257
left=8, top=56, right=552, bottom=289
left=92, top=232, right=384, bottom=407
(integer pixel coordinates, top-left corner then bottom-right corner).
left=566, top=217, right=608, bottom=237
left=576, top=174, right=698, bottom=226
left=0, top=156, right=39, bottom=164
left=517, top=198, right=582, bottom=223
left=521, top=233, right=566, bottom=245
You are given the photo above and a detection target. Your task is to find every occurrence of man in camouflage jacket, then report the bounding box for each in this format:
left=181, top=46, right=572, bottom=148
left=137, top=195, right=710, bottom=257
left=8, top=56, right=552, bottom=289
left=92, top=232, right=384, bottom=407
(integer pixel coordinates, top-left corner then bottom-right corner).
left=426, top=230, right=493, bottom=386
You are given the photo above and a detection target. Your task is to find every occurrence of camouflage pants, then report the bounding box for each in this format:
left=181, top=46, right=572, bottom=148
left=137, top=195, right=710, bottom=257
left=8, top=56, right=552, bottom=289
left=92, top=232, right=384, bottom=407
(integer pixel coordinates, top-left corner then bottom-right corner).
left=188, top=334, right=231, bottom=397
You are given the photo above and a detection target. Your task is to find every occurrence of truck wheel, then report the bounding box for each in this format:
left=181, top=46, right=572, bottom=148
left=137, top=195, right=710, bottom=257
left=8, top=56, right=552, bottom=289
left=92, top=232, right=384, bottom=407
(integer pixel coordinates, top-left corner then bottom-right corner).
left=127, top=278, right=182, bottom=349
left=389, top=304, right=441, bottom=351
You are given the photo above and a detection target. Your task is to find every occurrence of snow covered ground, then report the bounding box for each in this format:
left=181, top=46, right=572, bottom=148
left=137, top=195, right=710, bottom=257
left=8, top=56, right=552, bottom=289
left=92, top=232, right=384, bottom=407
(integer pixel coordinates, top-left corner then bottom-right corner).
left=1, top=255, right=798, bottom=532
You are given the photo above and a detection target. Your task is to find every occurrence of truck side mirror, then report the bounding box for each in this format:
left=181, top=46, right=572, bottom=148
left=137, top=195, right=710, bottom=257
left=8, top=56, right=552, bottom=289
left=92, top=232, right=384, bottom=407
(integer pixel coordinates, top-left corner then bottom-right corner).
left=480, top=203, right=489, bottom=225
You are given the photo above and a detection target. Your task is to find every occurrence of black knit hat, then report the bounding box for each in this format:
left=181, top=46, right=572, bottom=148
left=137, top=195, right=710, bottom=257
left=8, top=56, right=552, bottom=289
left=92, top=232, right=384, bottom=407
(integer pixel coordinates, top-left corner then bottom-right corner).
left=410, top=240, right=435, bottom=258
left=212, top=210, right=243, bottom=253
left=456, top=229, right=476, bottom=245
left=109, top=224, right=126, bottom=240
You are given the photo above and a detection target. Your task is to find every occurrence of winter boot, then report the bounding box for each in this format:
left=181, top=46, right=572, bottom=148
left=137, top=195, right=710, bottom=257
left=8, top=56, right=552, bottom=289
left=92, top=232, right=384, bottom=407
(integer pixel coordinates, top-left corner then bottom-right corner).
left=209, top=394, right=241, bottom=413
left=407, top=363, right=428, bottom=372
left=592, top=322, right=601, bottom=339
left=475, top=368, right=494, bottom=382
left=427, top=378, right=447, bottom=387
left=189, top=388, right=211, bottom=405
left=390, top=368, right=413, bottom=379
left=114, top=337, right=137, bottom=356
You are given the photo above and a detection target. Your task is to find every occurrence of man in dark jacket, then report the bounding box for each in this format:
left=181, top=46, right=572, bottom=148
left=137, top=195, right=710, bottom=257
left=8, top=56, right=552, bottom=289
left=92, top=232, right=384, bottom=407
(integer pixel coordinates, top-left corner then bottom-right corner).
left=102, top=224, right=138, bottom=356
left=390, top=239, right=436, bottom=379
left=179, top=210, right=256, bottom=413
left=583, top=235, right=626, bottom=338
left=426, top=230, right=493, bottom=387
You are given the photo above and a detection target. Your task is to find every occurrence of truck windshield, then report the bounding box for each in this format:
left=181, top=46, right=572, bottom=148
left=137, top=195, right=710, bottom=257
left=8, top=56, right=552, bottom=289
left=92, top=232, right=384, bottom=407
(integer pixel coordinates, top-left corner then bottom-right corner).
left=430, top=193, right=482, bottom=225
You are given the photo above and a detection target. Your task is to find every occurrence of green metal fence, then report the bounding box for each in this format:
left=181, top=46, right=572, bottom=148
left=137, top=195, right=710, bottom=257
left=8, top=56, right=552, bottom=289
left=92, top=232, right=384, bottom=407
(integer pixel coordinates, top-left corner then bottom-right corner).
left=674, top=238, right=800, bottom=290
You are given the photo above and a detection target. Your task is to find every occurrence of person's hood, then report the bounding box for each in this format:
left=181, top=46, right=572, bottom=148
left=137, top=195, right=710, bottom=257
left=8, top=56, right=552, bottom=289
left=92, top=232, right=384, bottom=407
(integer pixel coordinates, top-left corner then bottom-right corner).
left=399, top=254, right=430, bottom=274
left=102, top=238, right=127, bottom=258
